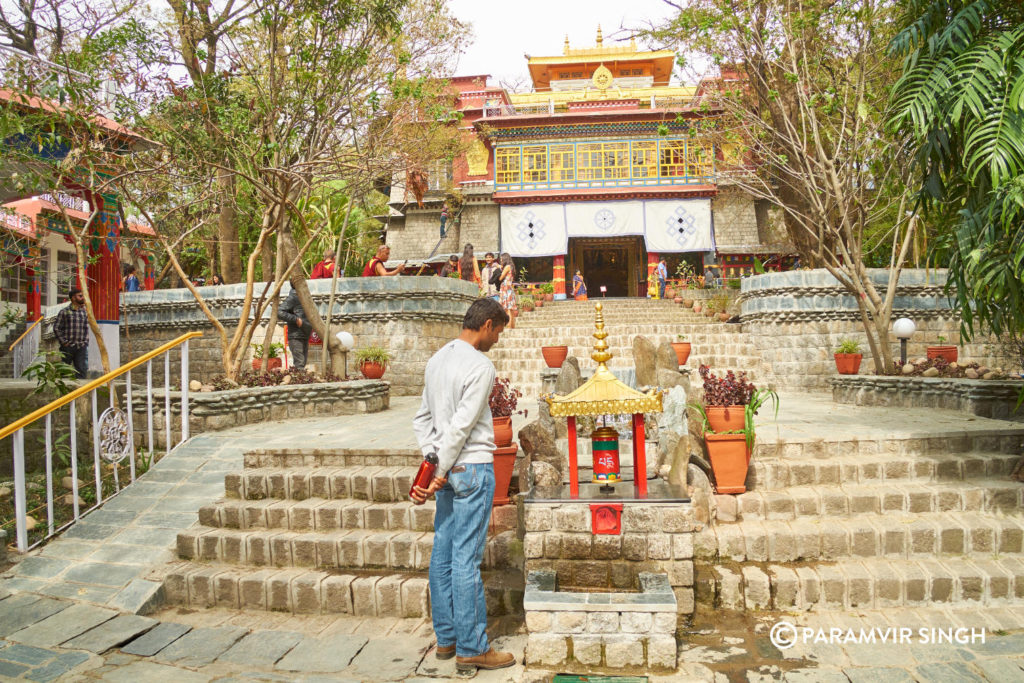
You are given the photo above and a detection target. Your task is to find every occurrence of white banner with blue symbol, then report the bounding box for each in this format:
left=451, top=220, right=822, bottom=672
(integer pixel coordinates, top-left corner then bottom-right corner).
left=500, top=198, right=713, bottom=256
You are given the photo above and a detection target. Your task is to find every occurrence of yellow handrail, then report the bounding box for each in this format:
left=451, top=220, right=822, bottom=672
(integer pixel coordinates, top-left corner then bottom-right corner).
left=0, top=330, right=203, bottom=441
left=8, top=317, right=43, bottom=352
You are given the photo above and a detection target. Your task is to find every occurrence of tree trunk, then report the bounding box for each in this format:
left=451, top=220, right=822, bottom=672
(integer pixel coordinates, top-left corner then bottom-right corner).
left=217, top=170, right=242, bottom=283
left=258, top=237, right=281, bottom=366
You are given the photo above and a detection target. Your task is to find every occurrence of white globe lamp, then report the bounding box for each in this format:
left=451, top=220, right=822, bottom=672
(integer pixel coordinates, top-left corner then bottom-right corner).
left=893, top=318, right=916, bottom=365
left=335, top=331, right=355, bottom=350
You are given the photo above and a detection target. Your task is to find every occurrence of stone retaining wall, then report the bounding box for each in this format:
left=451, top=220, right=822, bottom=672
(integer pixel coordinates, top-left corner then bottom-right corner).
left=120, top=277, right=478, bottom=395
left=740, top=269, right=1004, bottom=390
left=130, top=380, right=389, bottom=449
left=831, top=376, right=1024, bottom=421
left=524, top=570, right=677, bottom=671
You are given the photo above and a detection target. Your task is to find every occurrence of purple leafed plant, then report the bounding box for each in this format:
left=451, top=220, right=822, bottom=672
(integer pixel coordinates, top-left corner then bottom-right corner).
left=489, top=376, right=527, bottom=418
left=698, top=364, right=756, bottom=406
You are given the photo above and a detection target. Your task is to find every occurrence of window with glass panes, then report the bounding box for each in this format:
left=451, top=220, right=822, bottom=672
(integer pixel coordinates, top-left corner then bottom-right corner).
left=549, top=144, right=574, bottom=181
left=659, top=141, right=687, bottom=177
left=495, top=147, right=521, bottom=184
left=631, top=141, right=658, bottom=178
left=55, top=250, right=77, bottom=299
left=0, top=253, right=25, bottom=304
left=522, top=146, right=547, bottom=182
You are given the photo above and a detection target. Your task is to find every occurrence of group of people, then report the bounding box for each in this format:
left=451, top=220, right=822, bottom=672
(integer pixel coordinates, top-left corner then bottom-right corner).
left=439, top=246, right=519, bottom=329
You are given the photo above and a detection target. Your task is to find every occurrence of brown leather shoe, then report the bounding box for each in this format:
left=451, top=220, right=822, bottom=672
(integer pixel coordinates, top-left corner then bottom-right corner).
left=455, top=648, right=515, bottom=673
left=435, top=644, right=456, bottom=660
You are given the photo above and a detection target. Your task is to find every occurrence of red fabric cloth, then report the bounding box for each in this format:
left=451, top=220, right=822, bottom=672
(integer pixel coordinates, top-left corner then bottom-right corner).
left=362, top=258, right=384, bottom=277
left=311, top=260, right=335, bottom=279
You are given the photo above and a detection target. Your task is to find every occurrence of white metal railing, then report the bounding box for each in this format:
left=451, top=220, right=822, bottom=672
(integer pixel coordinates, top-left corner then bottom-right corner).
left=39, top=193, right=88, bottom=213
left=0, top=44, right=118, bottom=116
left=0, top=331, right=200, bottom=552
left=1, top=209, right=32, bottom=233
left=10, top=318, right=42, bottom=379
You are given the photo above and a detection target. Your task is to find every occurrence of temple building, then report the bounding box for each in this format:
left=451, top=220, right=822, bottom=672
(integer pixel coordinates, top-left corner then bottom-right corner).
left=384, top=29, right=794, bottom=296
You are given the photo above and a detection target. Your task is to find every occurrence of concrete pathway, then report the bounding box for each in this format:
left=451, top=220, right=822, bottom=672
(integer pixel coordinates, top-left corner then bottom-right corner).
left=0, top=393, right=1021, bottom=680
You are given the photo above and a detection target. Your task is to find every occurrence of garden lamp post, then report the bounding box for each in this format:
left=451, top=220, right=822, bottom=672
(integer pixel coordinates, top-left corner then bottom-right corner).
left=893, top=318, right=916, bottom=366
left=336, top=331, right=355, bottom=377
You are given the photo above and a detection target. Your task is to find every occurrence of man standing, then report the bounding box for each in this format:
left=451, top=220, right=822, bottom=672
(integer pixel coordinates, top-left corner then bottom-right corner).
left=277, top=289, right=313, bottom=370
left=362, top=245, right=406, bottom=277
left=411, top=298, right=515, bottom=675
left=54, top=287, right=88, bottom=379
left=311, top=249, right=336, bottom=279
left=480, top=252, right=500, bottom=299
left=657, top=257, right=668, bottom=299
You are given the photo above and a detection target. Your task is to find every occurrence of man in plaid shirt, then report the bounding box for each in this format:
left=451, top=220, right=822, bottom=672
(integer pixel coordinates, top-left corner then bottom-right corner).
left=54, top=287, right=89, bottom=379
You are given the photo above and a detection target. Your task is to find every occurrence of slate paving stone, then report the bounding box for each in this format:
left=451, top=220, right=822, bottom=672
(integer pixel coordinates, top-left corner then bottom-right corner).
left=107, top=578, right=164, bottom=614
left=8, top=603, right=117, bottom=647
left=38, top=582, right=118, bottom=604
left=63, top=562, right=141, bottom=587
left=217, top=630, right=304, bottom=667
left=784, top=668, right=851, bottom=682
left=62, top=523, right=120, bottom=541
left=84, top=509, right=142, bottom=527
left=133, top=512, right=203, bottom=528
left=275, top=633, right=368, bottom=673
left=347, top=635, right=433, bottom=681
left=972, top=658, right=1024, bottom=681
left=0, top=659, right=29, bottom=677
left=0, top=642, right=59, bottom=665
left=15, top=556, right=71, bottom=579
left=87, top=543, right=173, bottom=565
left=153, top=625, right=248, bottom=668
left=0, top=595, right=70, bottom=637
left=120, top=621, right=191, bottom=656
left=968, top=634, right=1024, bottom=657
left=99, top=660, right=211, bottom=682
left=916, top=661, right=987, bottom=682
left=112, top=527, right=180, bottom=547
left=38, top=541, right=96, bottom=559
left=843, top=666, right=915, bottom=682
left=63, top=614, right=158, bottom=652
left=23, top=650, right=90, bottom=683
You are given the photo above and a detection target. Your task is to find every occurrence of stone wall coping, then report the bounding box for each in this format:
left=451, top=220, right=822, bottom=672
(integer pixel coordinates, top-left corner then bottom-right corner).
left=139, top=379, right=387, bottom=402
left=830, top=375, right=1024, bottom=400
left=741, top=268, right=949, bottom=293
left=524, top=570, right=677, bottom=613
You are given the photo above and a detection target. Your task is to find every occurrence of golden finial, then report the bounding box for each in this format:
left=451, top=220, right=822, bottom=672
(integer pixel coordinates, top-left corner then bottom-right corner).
left=591, top=302, right=612, bottom=365
left=596, top=25, right=603, bottom=47
left=564, top=34, right=570, bottom=54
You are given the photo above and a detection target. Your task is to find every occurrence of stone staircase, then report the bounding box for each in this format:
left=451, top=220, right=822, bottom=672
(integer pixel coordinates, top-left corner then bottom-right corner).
left=161, top=448, right=523, bottom=618
left=493, top=299, right=769, bottom=400
left=694, top=429, right=1024, bottom=612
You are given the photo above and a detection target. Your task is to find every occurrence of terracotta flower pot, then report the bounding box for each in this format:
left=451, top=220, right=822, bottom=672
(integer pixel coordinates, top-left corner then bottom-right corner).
left=360, top=361, right=386, bottom=380
left=492, top=444, right=518, bottom=506
left=927, top=346, right=958, bottom=363
left=252, top=357, right=282, bottom=371
left=492, top=415, right=513, bottom=448
left=706, top=405, right=745, bottom=433
left=718, top=313, right=730, bottom=322
left=673, top=297, right=683, bottom=304
left=683, top=299, right=694, bottom=308
left=544, top=293, right=554, bottom=301
left=693, top=303, right=702, bottom=314
left=541, top=345, right=569, bottom=368
left=665, top=288, right=675, bottom=299
left=535, top=300, right=544, bottom=308
left=705, top=308, right=716, bottom=317
left=533, top=291, right=544, bottom=301
left=705, top=432, right=750, bottom=494
left=670, top=342, right=692, bottom=366
left=834, top=353, right=863, bottom=375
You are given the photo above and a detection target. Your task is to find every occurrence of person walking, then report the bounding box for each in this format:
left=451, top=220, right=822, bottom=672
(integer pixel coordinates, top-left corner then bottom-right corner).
left=480, top=252, right=500, bottom=299
left=410, top=298, right=515, bottom=675
left=54, top=287, right=88, bottom=379
left=657, top=258, right=668, bottom=299
left=572, top=269, right=587, bottom=300
left=362, top=245, right=406, bottom=277
left=497, top=253, right=517, bottom=329
left=311, top=249, right=336, bottom=279
left=277, top=289, right=313, bottom=370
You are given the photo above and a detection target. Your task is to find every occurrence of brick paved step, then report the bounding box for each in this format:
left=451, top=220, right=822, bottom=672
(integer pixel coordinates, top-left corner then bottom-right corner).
left=697, top=512, right=1024, bottom=563
left=734, top=480, right=1024, bottom=520
left=241, top=448, right=424, bottom=470
left=224, top=466, right=419, bottom=503
left=705, top=556, right=1024, bottom=611
left=196, top=498, right=517, bottom=535
left=162, top=562, right=523, bottom=617
left=748, top=451, right=1023, bottom=490
left=176, top=526, right=519, bottom=572
left=751, top=432, right=1024, bottom=460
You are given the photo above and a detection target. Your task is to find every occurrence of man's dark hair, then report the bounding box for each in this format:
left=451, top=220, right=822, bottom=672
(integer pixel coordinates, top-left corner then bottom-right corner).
left=463, top=297, right=509, bottom=330
left=68, top=286, right=82, bottom=298
left=124, top=264, right=137, bottom=274
left=485, top=252, right=495, bottom=258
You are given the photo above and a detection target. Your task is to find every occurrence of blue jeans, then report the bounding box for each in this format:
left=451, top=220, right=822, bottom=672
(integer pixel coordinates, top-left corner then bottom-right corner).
left=429, top=462, right=495, bottom=657
left=658, top=279, right=667, bottom=298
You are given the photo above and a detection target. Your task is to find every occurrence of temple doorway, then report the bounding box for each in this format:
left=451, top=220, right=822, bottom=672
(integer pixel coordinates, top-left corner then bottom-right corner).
left=568, top=236, right=646, bottom=298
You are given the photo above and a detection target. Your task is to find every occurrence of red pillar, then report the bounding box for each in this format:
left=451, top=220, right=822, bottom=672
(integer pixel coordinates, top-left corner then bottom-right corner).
left=85, top=192, right=121, bottom=323
left=141, top=252, right=156, bottom=290
left=25, top=246, right=41, bottom=322
left=567, top=416, right=578, bottom=498
left=646, top=252, right=660, bottom=298
left=553, top=255, right=566, bottom=300
left=633, top=413, right=647, bottom=498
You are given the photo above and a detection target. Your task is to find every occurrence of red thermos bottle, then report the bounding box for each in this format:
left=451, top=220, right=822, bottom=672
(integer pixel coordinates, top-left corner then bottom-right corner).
left=410, top=453, right=439, bottom=499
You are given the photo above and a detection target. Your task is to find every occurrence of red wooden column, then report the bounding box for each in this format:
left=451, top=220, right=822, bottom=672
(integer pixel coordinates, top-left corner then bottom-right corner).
left=567, top=416, right=579, bottom=498
left=646, top=252, right=660, bottom=298
left=633, top=412, right=647, bottom=497
left=84, top=190, right=122, bottom=370
left=553, top=255, right=566, bottom=300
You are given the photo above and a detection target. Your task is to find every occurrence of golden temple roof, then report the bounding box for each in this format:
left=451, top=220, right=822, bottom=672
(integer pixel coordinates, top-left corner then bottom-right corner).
left=544, top=303, right=663, bottom=417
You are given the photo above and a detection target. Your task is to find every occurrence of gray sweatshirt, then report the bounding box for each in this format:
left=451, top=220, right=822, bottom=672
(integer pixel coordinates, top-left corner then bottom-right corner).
left=412, top=339, right=496, bottom=477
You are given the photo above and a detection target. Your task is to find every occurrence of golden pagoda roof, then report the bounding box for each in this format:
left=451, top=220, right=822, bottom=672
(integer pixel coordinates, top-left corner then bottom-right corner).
left=544, top=303, right=663, bottom=417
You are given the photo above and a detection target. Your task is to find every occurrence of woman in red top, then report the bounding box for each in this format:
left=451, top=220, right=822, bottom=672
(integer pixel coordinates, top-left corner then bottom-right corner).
left=362, top=245, right=405, bottom=276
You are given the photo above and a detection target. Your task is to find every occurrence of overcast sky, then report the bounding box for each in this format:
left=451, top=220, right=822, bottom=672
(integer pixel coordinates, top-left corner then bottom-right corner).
left=447, top=0, right=682, bottom=90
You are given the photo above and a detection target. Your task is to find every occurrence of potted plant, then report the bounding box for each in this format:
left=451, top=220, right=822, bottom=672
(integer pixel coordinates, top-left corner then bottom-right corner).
left=540, top=282, right=555, bottom=301
left=541, top=345, right=569, bottom=368
left=682, top=297, right=694, bottom=308
left=252, top=342, right=285, bottom=371
left=927, top=335, right=958, bottom=363
left=520, top=296, right=535, bottom=313
left=712, top=292, right=731, bottom=322
left=834, top=338, right=863, bottom=375
left=355, top=346, right=391, bottom=379
left=489, top=377, right=527, bottom=505
left=693, top=301, right=703, bottom=314
left=689, top=365, right=779, bottom=494
left=671, top=334, right=692, bottom=366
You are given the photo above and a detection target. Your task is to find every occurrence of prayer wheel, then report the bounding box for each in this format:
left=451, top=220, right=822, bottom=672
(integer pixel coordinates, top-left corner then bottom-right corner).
left=591, top=426, right=621, bottom=483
